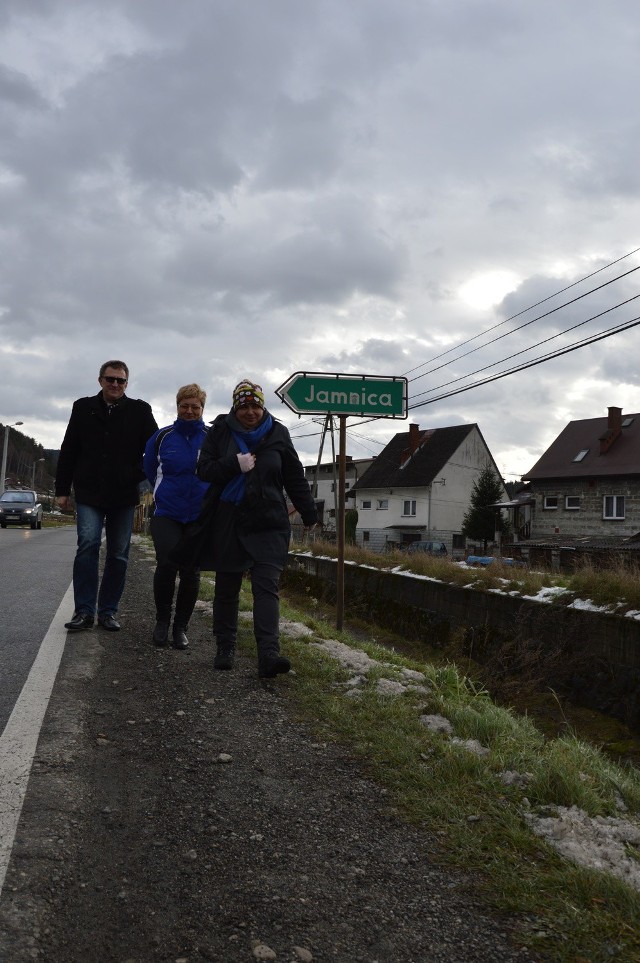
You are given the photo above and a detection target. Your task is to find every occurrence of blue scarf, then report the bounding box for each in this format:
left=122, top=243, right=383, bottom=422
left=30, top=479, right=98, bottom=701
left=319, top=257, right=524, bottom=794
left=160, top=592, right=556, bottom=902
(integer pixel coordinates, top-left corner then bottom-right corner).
left=220, top=413, right=273, bottom=504
left=174, top=416, right=205, bottom=438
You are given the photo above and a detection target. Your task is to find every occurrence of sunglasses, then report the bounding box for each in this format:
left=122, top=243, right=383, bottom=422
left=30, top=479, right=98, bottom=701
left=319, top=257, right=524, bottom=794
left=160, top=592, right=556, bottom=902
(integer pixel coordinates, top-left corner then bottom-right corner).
left=103, top=376, right=127, bottom=385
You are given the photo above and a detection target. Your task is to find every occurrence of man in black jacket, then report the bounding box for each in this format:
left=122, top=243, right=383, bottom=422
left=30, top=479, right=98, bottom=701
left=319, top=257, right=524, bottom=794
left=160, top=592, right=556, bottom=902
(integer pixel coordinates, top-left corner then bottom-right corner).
left=55, top=360, right=158, bottom=632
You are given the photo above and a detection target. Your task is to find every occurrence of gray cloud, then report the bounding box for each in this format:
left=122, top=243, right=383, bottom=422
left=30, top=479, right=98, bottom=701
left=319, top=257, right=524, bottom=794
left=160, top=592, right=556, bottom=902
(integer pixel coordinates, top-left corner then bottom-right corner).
left=1, top=0, right=639, bottom=482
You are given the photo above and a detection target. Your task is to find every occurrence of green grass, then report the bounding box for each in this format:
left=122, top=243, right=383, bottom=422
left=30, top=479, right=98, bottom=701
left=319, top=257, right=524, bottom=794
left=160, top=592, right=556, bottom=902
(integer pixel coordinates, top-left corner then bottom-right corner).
left=231, top=586, right=640, bottom=962
left=42, top=514, right=77, bottom=529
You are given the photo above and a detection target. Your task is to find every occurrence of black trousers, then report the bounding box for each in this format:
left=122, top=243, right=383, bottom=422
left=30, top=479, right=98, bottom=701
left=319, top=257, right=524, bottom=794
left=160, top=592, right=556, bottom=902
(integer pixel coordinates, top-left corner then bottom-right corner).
left=150, top=515, right=200, bottom=627
left=213, top=563, right=282, bottom=655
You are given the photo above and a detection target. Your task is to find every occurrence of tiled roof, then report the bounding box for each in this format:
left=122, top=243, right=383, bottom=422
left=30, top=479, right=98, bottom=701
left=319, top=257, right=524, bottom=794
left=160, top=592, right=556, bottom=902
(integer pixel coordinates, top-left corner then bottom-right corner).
left=353, top=424, right=475, bottom=490
left=523, top=412, right=640, bottom=480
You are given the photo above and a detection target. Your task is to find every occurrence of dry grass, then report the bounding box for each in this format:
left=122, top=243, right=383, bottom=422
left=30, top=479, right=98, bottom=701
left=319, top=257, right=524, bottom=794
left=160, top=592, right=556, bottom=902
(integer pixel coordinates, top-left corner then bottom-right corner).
left=569, top=556, right=640, bottom=610
left=297, top=538, right=640, bottom=610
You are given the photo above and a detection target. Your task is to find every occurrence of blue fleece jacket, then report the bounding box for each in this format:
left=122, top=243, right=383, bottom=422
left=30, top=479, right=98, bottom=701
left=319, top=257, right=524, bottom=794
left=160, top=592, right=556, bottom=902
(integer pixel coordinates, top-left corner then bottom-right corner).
left=144, top=418, right=210, bottom=523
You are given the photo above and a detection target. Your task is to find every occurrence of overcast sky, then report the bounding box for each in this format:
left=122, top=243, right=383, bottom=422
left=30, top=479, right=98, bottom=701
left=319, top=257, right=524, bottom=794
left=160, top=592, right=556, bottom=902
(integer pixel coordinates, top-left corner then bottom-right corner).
left=1, top=0, right=639, bottom=480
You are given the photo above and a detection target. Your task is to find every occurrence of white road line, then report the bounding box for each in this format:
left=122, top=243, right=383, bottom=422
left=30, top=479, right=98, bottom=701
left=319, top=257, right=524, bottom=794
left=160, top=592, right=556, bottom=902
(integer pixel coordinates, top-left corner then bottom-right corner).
left=0, top=582, right=74, bottom=897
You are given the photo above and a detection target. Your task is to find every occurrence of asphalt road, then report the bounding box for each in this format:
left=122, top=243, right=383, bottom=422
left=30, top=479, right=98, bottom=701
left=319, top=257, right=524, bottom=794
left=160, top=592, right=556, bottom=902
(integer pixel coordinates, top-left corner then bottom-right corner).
left=0, top=525, right=77, bottom=737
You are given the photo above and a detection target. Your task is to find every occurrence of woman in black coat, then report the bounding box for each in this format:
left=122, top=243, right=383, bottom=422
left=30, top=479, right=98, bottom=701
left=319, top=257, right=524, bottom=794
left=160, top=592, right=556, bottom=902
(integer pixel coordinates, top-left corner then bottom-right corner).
left=196, top=380, right=317, bottom=678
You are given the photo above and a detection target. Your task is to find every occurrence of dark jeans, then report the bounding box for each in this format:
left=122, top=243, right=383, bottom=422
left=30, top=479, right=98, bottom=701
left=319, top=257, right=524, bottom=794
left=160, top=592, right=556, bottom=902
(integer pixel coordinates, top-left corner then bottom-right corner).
left=150, top=515, right=200, bottom=627
left=73, top=503, right=136, bottom=617
left=213, top=563, right=282, bottom=655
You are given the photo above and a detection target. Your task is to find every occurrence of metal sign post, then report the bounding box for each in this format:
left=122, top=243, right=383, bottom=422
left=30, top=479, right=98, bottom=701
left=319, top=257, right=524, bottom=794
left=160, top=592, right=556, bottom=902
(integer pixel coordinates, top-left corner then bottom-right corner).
left=336, top=415, right=346, bottom=630
left=276, top=371, right=408, bottom=630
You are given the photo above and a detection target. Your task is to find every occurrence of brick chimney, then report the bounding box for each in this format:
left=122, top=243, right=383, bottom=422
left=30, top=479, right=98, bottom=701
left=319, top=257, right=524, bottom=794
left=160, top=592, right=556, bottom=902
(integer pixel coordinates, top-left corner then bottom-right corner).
left=599, top=406, right=623, bottom=455
left=400, top=423, right=422, bottom=467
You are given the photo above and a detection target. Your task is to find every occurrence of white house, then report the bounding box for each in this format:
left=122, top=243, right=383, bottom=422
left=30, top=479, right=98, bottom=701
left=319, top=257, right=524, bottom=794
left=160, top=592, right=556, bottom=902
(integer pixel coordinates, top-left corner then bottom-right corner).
left=350, top=422, right=507, bottom=554
left=304, top=456, right=375, bottom=531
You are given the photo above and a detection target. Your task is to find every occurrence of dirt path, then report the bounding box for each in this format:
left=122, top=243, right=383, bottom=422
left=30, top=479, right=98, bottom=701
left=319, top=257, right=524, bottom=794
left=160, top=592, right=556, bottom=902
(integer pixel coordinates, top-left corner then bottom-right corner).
left=0, top=543, right=535, bottom=962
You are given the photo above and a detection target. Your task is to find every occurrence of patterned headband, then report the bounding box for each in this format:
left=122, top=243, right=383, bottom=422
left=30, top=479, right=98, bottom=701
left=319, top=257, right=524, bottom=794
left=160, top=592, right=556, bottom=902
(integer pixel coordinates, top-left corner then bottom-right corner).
left=232, top=381, right=265, bottom=411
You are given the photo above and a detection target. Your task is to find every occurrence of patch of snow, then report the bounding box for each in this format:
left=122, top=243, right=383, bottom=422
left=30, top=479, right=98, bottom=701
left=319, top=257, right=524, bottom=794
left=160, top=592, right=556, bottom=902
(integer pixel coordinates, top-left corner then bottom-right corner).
left=522, top=586, right=570, bottom=603
left=567, top=598, right=610, bottom=613
left=451, top=737, right=490, bottom=757
left=419, top=714, right=454, bottom=735
left=399, top=667, right=428, bottom=683
left=279, top=619, right=315, bottom=638
left=393, top=570, right=442, bottom=582
left=525, top=806, right=640, bottom=892
left=499, top=771, right=533, bottom=789
left=376, top=678, right=412, bottom=697
left=308, top=638, right=379, bottom=674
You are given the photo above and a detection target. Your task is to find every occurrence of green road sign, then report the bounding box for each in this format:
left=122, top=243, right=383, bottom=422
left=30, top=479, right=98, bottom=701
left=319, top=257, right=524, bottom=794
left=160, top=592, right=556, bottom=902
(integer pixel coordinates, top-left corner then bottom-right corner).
left=276, top=372, right=407, bottom=418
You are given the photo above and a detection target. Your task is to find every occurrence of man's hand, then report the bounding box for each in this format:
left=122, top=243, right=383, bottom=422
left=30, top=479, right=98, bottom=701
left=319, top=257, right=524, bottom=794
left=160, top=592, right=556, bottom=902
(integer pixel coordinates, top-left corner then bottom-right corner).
left=57, top=496, right=72, bottom=512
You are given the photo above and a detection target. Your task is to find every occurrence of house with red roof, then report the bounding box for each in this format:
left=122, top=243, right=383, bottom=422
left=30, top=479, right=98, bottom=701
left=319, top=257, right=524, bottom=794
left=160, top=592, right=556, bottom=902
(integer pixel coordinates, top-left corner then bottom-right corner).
left=521, top=406, right=640, bottom=541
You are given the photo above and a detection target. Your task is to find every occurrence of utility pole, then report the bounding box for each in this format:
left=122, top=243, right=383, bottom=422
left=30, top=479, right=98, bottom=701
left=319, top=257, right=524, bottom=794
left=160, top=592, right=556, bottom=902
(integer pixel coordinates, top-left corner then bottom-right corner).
left=0, top=421, right=24, bottom=493
left=32, top=457, right=45, bottom=489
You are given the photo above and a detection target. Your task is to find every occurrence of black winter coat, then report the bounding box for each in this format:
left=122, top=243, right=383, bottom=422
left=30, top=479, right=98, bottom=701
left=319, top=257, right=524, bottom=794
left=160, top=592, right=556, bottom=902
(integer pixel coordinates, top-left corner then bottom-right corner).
left=193, top=411, right=317, bottom=570
left=55, top=392, right=158, bottom=508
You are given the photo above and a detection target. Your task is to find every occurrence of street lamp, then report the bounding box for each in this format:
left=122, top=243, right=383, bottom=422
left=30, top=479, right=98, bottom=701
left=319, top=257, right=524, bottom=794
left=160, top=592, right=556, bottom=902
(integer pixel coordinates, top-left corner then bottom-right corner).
left=32, top=457, right=45, bottom=489
left=0, top=421, right=24, bottom=493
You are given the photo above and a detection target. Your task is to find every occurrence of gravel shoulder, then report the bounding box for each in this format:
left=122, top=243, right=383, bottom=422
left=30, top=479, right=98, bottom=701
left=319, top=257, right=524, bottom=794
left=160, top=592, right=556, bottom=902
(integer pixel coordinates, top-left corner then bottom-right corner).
left=0, top=542, right=536, bottom=962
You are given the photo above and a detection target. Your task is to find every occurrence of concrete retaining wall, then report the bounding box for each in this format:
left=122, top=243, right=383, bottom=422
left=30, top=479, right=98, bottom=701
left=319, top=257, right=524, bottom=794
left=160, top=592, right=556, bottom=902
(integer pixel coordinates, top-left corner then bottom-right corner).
left=288, top=553, right=640, bottom=670
left=285, top=553, right=640, bottom=729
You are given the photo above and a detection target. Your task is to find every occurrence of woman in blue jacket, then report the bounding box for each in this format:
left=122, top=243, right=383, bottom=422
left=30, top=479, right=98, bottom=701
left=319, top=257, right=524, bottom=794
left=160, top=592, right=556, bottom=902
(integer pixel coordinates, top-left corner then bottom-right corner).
left=144, top=383, right=209, bottom=650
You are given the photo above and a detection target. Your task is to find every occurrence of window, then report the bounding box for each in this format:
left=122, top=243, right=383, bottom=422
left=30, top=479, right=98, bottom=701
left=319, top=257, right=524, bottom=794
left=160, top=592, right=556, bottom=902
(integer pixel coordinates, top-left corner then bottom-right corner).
left=363, top=531, right=370, bottom=542
left=565, top=496, right=580, bottom=510
left=361, top=499, right=371, bottom=510
left=377, top=499, right=389, bottom=510
left=622, top=417, right=634, bottom=428
left=572, top=449, right=589, bottom=462
left=543, top=496, right=558, bottom=510
left=603, top=495, right=625, bottom=520
left=402, top=499, right=417, bottom=516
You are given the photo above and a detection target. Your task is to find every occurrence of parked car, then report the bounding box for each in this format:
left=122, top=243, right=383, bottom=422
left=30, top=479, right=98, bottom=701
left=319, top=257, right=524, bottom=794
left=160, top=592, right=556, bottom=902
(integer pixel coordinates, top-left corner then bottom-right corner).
left=465, top=555, right=526, bottom=568
left=406, top=539, right=448, bottom=556
left=0, top=490, right=44, bottom=529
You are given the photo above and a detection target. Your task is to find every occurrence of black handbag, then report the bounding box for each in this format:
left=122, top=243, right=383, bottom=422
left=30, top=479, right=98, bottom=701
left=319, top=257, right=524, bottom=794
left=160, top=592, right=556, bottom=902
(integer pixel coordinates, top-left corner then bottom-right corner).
left=169, top=485, right=219, bottom=571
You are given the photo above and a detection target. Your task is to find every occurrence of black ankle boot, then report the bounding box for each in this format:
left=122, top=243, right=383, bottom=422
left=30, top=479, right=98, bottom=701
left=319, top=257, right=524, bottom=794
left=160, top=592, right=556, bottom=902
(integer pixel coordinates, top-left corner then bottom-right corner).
left=172, top=625, right=189, bottom=650
left=152, top=621, right=169, bottom=647
left=214, top=645, right=235, bottom=670
left=258, top=653, right=291, bottom=679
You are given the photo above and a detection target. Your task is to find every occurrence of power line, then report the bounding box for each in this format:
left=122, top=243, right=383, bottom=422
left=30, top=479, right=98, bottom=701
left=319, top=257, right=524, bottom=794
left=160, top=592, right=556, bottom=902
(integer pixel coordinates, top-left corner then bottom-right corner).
left=403, top=245, right=640, bottom=378
left=409, top=313, right=640, bottom=410
left=408, top=264, right=640, bottom=385
left=410, top=291, right=640, bottom=402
